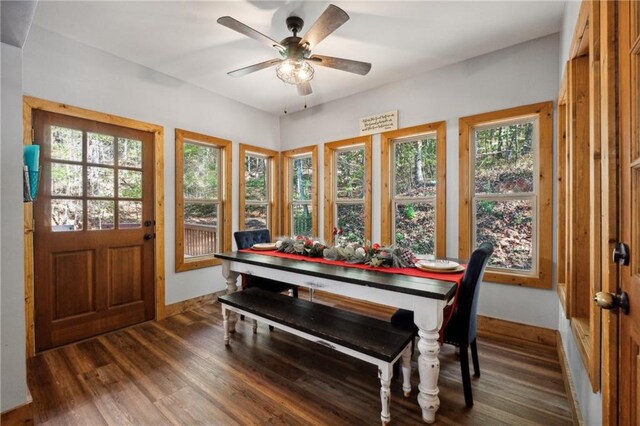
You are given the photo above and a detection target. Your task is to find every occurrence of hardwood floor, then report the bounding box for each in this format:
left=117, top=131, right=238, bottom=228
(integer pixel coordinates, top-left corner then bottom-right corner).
left=28, top=291, right=574, bottom=425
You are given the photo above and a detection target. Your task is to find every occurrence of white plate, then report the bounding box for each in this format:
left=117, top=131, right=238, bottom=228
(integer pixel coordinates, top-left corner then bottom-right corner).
left=416, top=259, right=460, bottom=270
left=251, top=243, right=277, bottom=251
left=415, top=262, right=465, bottom=273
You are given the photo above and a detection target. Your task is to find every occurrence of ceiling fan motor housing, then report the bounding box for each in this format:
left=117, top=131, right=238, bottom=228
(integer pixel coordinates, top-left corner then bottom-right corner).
left=286, top=16, right=304, bottom=36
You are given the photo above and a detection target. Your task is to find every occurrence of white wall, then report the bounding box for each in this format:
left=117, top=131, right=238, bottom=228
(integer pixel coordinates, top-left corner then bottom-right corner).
left=281, top=34, right=561, bottom=329
left=1, top=42, right=29, bottom=412
left=22, top=25, right=281, bottom=304
left=556, top=2, right=602, bottom=425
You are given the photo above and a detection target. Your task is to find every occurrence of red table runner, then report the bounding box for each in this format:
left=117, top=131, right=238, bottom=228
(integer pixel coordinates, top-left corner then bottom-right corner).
left=239, top=248, right=465, bottom=285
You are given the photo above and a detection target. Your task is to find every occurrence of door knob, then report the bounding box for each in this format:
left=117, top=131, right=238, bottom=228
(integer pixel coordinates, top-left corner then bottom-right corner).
left=594, top=291, right=629, bottom=314
left=144, top=233, right=154, bottom=241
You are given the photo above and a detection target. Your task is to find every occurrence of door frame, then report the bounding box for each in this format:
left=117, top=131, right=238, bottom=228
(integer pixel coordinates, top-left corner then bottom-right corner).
left=23, top=96, right=166, bottom=358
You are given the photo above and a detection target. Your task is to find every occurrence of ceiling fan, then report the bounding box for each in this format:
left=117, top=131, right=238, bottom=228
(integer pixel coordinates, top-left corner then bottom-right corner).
left=217, top=4, right=372, bottom=96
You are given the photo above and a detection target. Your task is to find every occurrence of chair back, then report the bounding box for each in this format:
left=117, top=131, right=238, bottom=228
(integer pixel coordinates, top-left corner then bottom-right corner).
left=234, top=229, right=271, bottom=250
left=453, top=242, right=493, bottom=344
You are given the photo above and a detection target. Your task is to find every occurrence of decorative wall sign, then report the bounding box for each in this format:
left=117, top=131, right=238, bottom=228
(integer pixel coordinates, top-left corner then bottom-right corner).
left=359, top=111, right=398, bottom=135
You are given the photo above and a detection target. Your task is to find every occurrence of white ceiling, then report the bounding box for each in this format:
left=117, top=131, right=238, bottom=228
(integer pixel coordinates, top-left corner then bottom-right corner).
left=32, top=1, right=565, bottom=115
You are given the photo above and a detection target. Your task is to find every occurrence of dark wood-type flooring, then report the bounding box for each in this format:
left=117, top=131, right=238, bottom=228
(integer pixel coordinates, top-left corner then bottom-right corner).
left=28, top=290, right=574, bottom=425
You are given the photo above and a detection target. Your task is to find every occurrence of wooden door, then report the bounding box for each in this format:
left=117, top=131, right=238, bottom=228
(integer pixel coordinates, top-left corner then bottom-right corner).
left=619, top=1, right=640, bottom=424
left=33, top=110, right=155, bottom=351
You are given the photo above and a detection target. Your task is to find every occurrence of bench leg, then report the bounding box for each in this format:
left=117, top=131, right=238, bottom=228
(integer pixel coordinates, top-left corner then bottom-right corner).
left=401, top=345, right=412, bottom=397
left=308, top=288, right=314, bottom=302
left=378, top=364, right=392, bottom=425
left=222, top=306, right=230, bottom=346
left=253, top=319, right=258, bottom=334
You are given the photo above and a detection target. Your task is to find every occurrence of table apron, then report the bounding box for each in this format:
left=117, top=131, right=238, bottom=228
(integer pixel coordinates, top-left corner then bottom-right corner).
left=226, top=260, right=446, bottom=329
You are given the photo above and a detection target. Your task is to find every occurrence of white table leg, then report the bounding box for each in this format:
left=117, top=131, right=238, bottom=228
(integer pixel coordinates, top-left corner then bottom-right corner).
left=401, top=345, right=412, bottom=397
left=413, top=300, right=444, bottom=424
left=221, top=261, right=239, bottom=332
left=378, top=364, right=392, bottom=425
left=416, top=328, right=441, bottom=423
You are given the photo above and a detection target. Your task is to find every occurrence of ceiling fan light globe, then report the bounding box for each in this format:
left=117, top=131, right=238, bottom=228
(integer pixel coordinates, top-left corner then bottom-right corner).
left=276, top=59, right=314, bottom=85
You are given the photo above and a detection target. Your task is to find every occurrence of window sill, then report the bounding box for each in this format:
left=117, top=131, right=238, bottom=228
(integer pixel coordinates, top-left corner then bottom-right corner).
left=175, top=256, right=221, bottom=272
left=482, top=269, right=552, bottom=289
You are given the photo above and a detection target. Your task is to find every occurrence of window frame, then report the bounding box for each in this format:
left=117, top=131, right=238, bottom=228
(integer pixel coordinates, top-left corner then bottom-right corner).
left=323, top=136, right=372, bottom=244
left=381, top=122, right=446, bottom=256
left=239, top=143, right=279, bottom=234
left=175, top=129, right=232, bottom=272
left=281, top=145, right=318, bottom=237
left=458, top=102, right=553, bottom=289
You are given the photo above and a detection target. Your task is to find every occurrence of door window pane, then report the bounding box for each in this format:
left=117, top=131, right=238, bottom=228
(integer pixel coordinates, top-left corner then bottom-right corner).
left=51, top=126, right=82, bottom=162
left=395, top=202, right=435, bottom=254
left=475, top=199, right=533, bottom=271
left=87, top=133, right=115, bottom=165
left=118, top=169, right=142, bottom=198
left=336, top=149, right=364, bottom=199
left=292, top=156, right=312, bottom=201
left=184, top=203, right=218, bottom=257
left=244, top=204, right=267, bottom=230
left=87, top=200, right=114, bottom=230
left=119, top=201, right=142, bottom=228
left=51, top=199, right=83, bottom=231
left=474, top=122, right=535, bottom=194
left=118, top=138, right=143, bottom=168
left=183, top=142, right=218, bottom=200
left=51, top=163, right=83, bottom=196
left=87, top=167, right=114, bottom=197
left=245, top=155, right=268, bottom=201
left=292, top=204, right=313, bottom=237
left=394, top=137, right=437, bottom=197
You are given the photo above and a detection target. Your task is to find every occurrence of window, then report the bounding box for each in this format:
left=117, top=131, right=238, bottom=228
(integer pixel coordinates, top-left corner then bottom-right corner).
left=459, top=102, right=552, bottom=288
left=239, top=144, right=278, bottom=233
left=281, top=145, right=318, bottom=237
left=381, top=122, right=446, bottom=256
left=323, top=136, right=371, bottom=244
left=175, top=129, right=231, bottom=272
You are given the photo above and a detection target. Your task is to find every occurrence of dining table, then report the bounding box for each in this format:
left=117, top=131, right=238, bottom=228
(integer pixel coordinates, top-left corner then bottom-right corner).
left=214, top=249, right=462, bottom=424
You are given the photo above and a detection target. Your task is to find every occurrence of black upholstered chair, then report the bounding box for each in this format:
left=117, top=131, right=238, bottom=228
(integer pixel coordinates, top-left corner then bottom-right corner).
left=233, top=229, right=299, bottom=297
left=390, top=242, right=493, bottom=407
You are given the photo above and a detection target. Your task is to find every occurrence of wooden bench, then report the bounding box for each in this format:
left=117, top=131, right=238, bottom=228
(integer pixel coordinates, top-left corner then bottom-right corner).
left=218, top=287, right=415, bottom=425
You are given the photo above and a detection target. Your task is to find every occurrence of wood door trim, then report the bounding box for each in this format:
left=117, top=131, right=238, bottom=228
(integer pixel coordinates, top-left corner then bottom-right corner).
left=23, top=96, right=165, bottom=358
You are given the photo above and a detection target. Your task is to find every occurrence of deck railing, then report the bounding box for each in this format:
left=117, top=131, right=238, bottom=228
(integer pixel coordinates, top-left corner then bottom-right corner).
left=184, top=223, right=216, bottom=257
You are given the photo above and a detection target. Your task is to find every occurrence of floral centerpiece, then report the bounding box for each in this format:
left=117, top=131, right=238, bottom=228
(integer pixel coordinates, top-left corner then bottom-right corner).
left=276, top=236, right=415, bottom=269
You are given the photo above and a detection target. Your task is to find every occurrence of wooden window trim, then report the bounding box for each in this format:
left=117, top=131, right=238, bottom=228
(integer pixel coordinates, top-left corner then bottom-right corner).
left=557, top=73, right=569, bottom=317
left=323, top=136, right=372, bottom=243
left=380, top=122, right=446, bottom=256
left=239, top=144, right=279, bottom=235
left=458, top=102, right=553, bottom=289
left=281, top=145, right=318, bottom=237
left=175, top=129, right=232, bottom=272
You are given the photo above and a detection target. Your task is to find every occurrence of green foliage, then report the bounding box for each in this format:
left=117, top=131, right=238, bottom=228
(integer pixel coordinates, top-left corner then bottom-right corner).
left=394, top=137, right=437, bottom=197
left=183, top=142, right=218, bottom=200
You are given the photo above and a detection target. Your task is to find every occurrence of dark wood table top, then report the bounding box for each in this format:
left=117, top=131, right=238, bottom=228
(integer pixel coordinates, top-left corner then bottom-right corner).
left=215, top=251, right=458, bottom=301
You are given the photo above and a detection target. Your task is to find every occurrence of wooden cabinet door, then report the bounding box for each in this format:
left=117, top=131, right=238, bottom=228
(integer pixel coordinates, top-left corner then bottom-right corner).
left=33, top=110, right=155, bottom=351
left=618, top=1, right=640, bottom=424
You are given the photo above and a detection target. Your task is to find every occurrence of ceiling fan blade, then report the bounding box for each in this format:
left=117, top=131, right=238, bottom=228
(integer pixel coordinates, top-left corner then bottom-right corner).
left=228, top=59, right=282, bottom=77
left=297, top=81, right=312, bottom=96
left=309, top=55, right=371, bottom=76
left=300, top=4, right=349, bottom=50
left=217, top=16, right=284, bottom=52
